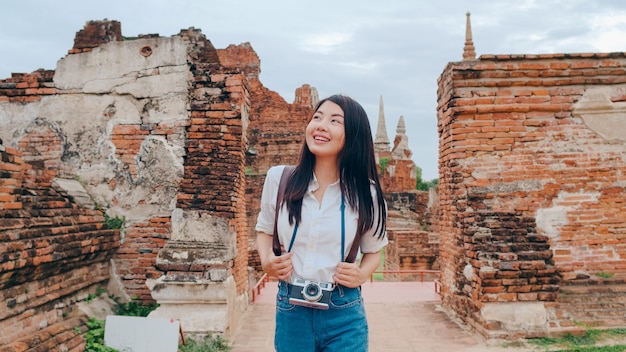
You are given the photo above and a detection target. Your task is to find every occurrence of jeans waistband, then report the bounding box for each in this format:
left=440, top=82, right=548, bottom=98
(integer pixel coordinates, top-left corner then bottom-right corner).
left=279, top=280, right=361, bottom=294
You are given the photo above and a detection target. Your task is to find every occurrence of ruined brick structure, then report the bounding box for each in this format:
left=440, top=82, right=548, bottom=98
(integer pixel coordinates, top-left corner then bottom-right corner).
left=374, top=96, right=418, bottom=193
left=3, top=14, right=625, bottom=348
left=0, top=19, right=260, bottom=349
left=0, top=142, right=119, bottom=351
left=437, top=17, right=626, bottom=338
left=371, top=96, right=436, bottom=275
left=240, top=76, right=317, bottom=278
left=0, top=17, right=362, bottom=350
left=0, top=19, right=426, bottom=350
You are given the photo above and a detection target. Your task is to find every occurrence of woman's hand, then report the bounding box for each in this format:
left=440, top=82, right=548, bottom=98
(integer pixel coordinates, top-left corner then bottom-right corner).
left=334, top=261, right=367, bottom=288
left=257, top=232, right=294, bottom=280
left=262, top=251, right=294, bottom=281
left=334, top=251, right=381, bottom=288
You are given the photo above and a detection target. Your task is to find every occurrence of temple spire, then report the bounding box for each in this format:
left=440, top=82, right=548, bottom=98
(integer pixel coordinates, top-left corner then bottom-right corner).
left=392, top=116, right=412, bottom=160
left=374, top=95, right=390, bottom=155
left=463, top=12, right=476, bottom=60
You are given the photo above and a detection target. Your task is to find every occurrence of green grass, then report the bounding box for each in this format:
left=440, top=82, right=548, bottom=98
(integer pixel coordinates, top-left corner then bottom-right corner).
left=527, top=328, right=626, bottom=351
left=595, top=272, right=614, bottom=279
left=552, top=346, right=626, bottom=352
left=372, top=272, right=385, bottom=281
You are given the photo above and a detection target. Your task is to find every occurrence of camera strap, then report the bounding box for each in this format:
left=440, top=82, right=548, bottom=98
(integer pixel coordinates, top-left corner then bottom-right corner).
left=286, top=195, right=346, bottom=262
left=272, top=165, right=360, bottom=263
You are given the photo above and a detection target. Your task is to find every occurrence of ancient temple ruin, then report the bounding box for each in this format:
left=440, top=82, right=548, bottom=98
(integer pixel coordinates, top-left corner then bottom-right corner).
left=2, top=12, right=626, bottom=351
left=0, top=19, right=307, bottom=349
left=437, top=13, right=626, bottom=339
left=0, top=19, right=427, bottom=351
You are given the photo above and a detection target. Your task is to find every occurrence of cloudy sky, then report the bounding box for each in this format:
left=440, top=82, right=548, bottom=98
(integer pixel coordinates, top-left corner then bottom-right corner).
left=2, top=0, right=626, bottom=180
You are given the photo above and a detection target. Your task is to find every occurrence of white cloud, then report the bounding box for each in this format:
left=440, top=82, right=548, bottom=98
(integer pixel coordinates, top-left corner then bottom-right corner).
left=589, top=12, right=626, bottom=52
left=300, top=32, right=353, bottom=55
left=337, top=61, right=378, bottom=72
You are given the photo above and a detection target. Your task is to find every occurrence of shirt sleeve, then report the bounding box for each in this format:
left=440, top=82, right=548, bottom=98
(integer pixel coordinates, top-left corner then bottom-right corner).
left=255, top=165, right=286, bottom=235
left=359, top=184, right=388, bottom=253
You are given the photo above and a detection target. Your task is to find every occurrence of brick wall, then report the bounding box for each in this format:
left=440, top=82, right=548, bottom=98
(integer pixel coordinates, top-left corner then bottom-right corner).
left=385, top=229, right=439, bottom=281
left=385, top=191, right=429, bottom=224
left=0, top=145, right=25, bottom=211
left=384, top=191, right=439, bottom=280
left=0, top=140, right=119, bottom=350
left=70, top=19, right=122, bottom=53
left=380, top=159, right=416, bottom=192
left=437, top=53, right=626, bottom=337
left=0, top=19, right=255, bottom=348
left=114, top=218, right=171, bottom=301
left=0, top=69, right=56, bottom=104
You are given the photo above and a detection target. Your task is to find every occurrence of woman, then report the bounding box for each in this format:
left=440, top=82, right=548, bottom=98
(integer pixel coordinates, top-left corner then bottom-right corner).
left=255, top=94, right=387, bottom=351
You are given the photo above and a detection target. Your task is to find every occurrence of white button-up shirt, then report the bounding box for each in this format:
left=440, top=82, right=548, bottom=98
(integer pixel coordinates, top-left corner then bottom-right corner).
left=256, top=165, right=388, bottom=283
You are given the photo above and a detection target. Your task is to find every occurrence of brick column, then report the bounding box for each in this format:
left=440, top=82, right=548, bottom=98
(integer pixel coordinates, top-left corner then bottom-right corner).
left=146, top=29, right=250, bottom=338
left=437, top=53, right=626, bottom=338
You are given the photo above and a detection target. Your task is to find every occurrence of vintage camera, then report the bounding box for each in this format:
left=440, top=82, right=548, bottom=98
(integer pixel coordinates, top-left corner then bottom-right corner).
left=288, top=277, right=334, bottom=310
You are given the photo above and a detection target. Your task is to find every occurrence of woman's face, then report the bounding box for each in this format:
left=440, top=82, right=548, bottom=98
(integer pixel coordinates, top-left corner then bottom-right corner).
left=305, top=100, right=346, bottom=160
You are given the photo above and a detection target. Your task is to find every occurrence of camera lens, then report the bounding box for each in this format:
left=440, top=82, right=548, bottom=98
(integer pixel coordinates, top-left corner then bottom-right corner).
left=306, top=284, right=319, bottom=296
left=302, top=282, right=323, bottom=302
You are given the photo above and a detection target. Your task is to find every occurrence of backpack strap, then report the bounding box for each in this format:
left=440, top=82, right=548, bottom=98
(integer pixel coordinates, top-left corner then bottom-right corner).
left=272, top=166, right=295, bottom=256
left=345, top=231, right=361, bottom=263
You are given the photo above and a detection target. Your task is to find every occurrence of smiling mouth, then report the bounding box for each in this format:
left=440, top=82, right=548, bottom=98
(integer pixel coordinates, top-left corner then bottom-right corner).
left=314, top=136, right=329, bottom=142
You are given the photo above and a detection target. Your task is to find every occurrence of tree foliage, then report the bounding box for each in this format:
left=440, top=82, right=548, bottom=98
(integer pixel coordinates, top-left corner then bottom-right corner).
left=415, top=166, right=438, bottom=191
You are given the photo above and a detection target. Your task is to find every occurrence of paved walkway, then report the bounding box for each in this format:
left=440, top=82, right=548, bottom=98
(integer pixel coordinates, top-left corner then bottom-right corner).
left=230, top=281, right=538, bottom=352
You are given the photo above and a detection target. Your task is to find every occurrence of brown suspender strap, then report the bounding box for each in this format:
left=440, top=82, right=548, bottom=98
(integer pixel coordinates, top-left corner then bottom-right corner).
left=272, top=166, right=295, bottom=256
left=272, top=165, right=361, bottom=262
left=345, top=230, right=361, bottom=263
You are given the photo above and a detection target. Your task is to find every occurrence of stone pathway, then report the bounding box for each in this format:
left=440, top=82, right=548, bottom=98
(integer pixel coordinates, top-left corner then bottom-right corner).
left=230, top=282, right=539, bottom=352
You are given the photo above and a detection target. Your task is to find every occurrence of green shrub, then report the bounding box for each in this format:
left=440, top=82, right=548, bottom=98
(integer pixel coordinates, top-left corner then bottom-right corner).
left=179, top=335, right=230, bottom=352
left=103, top=212, right=125, bottom=230
left=596, top=271, right=614, bottom=279
left=112, top=299, right=158, bottom=317
left=79, top=294, right=158, bottom=351
left=81, top=318, right=118, bottom=352
left=378, top=157, right=390, bottom=175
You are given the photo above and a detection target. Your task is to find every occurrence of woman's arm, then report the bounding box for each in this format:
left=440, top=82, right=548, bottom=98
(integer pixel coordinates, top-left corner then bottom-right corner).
left=334, top=250, right=381, bottom=288
left=256, top=231, right=293, bottom=281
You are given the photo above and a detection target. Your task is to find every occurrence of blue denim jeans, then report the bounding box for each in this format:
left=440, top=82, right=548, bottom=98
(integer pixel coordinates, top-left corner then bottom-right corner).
left=274, top=280, right=368, bottom=352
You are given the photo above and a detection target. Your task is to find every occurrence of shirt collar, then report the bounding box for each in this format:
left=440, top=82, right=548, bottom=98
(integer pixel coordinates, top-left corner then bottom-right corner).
left=308, top=173, right=340, bottom=193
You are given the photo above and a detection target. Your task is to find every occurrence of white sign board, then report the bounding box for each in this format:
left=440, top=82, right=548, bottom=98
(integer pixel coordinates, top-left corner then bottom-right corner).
left=104, top=315, right=180, bottom=352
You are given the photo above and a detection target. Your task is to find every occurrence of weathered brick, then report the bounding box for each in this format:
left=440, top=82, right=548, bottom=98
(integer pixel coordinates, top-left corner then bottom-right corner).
left=438, top=51, right=626, bottom=338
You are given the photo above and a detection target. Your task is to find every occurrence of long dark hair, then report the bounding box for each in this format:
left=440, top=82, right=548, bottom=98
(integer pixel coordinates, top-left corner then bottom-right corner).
left=282, top=94, right=386, bottom=239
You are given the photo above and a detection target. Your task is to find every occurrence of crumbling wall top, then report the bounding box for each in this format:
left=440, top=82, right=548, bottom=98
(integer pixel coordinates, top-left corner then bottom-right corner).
left=70, top=19, right=123, bottom=54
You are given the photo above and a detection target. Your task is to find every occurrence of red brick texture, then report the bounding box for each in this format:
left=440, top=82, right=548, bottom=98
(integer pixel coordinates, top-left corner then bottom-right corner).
left=437, top=53, right=626, bottom=336
left=69, top=19, right=122, bottom=54
left=386, top=229, right=439, bottom=280
left=380, top=158, right=416, bottom=193
left=112, top=28, right=254, bottom=299
left=176, top=28, right=250, bottom=295
left=114, top=218, right=171, bottom=301
left=0, top=21, right=256, bottom=350
left=0, top=144, right=120, bottom=350
left=0, top=70, right=56, bottom=104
